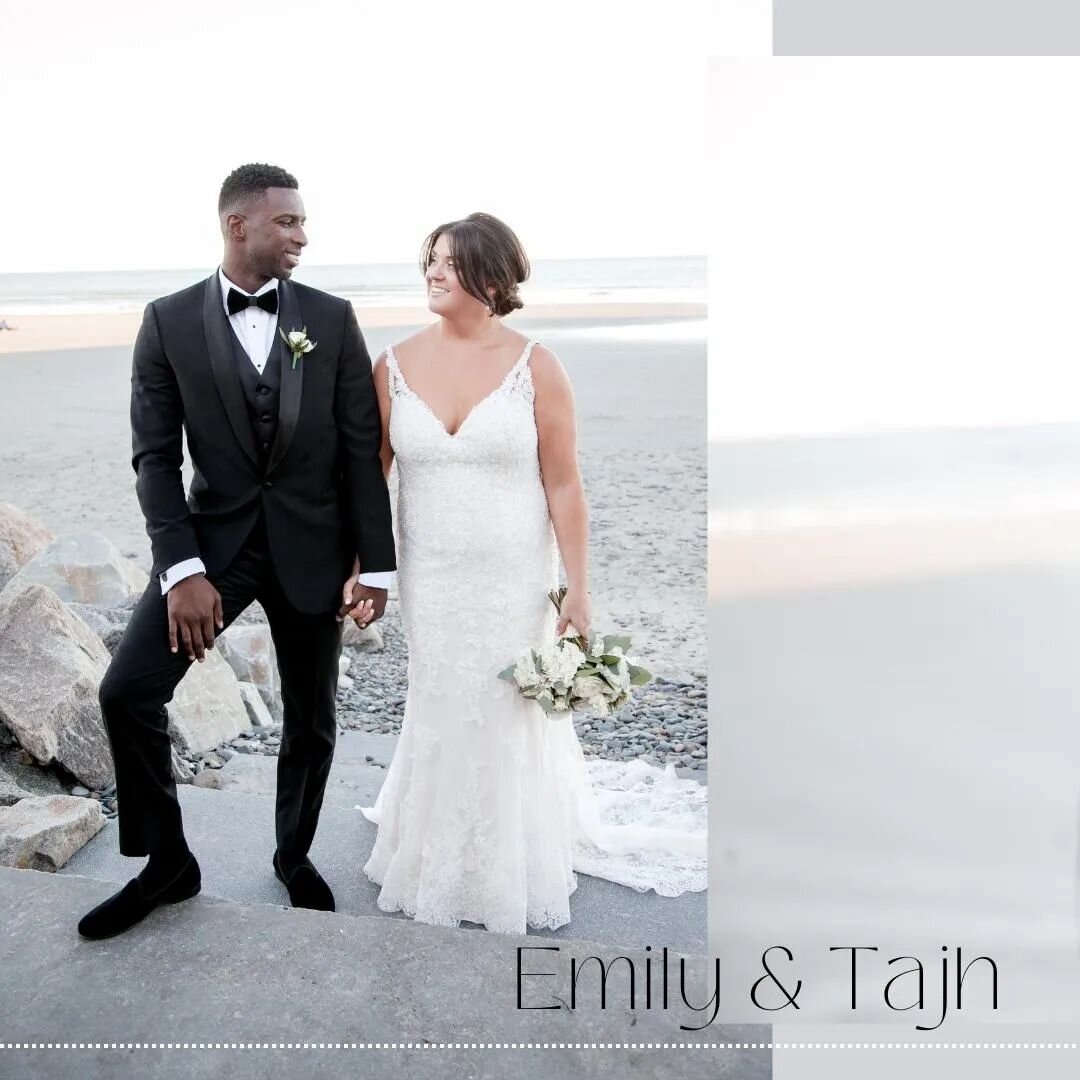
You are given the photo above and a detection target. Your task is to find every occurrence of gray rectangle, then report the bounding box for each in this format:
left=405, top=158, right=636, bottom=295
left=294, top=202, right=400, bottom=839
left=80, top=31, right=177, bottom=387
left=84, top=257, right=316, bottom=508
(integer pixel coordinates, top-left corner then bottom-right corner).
left=775, top=0, right=1080, bottom=55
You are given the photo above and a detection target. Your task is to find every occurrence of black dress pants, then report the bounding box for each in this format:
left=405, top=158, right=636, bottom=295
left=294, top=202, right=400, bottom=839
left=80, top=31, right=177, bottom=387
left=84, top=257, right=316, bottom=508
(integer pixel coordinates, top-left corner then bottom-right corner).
left=98, top=513, right=343, bottom=868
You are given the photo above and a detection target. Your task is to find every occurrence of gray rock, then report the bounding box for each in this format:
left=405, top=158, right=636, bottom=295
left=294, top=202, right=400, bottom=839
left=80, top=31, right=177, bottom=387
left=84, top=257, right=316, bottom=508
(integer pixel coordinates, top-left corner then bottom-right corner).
left=66, top=603, right=132, bottom=648
left=166, top=649, right=249, bottom=757
left=0, top=583, right=114, bottom=789
left=236, top=680, right=273, bottom=728
left=0, top=768, right=33, bottom=807
left=217, top=624, right=281, bottom=721
left=3, top=531, right=147, bottom=607
left=0, top=503, right=53, bottom=591
left=70, top=785, right=90, bottom=797
left=342, top=621, right=384, bottom=651
left=171, top=746, right=194, bottom=785
left=0, top=794, right=105, bottom=871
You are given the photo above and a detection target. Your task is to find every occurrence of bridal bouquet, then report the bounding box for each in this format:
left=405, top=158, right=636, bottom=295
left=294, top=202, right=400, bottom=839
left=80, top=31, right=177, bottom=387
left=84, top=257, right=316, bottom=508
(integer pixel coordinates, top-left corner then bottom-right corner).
left=498, top=588, right=653, bottom=717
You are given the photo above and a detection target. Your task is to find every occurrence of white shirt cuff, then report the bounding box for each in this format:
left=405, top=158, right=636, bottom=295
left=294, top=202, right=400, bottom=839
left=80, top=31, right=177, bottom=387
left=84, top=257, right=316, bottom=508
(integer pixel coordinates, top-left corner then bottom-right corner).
left=160, top=558, right=206, bottom=595
left=357, top=570, right=394, bottom=589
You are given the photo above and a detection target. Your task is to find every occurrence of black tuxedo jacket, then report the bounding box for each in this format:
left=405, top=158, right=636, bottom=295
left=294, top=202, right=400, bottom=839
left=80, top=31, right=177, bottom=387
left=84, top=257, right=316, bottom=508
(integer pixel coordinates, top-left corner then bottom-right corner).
left=129, top=273, right=395, bottom=614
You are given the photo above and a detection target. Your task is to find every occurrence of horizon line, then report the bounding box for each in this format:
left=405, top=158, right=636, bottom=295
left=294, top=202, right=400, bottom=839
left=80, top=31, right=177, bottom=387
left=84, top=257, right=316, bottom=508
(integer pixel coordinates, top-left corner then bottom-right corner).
left=0, top=253, right=707, bottom=279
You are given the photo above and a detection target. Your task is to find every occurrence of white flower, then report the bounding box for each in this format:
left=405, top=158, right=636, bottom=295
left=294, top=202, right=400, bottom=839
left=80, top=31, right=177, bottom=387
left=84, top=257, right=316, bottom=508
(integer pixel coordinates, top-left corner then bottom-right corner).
left=571, top=673, right=597, bottom=700
left=513, top=652, right=542, bottom=691
left=537, top=640, right=582, bottom=686
left=280, top=326, right=317, bottom=369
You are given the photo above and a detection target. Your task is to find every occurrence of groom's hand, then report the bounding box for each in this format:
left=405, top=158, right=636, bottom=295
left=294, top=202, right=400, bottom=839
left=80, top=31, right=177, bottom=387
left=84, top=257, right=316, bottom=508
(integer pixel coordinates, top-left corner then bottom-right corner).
left=338, top=577, right=387, bottom=627
left=167, top=575, right=224, bottom=662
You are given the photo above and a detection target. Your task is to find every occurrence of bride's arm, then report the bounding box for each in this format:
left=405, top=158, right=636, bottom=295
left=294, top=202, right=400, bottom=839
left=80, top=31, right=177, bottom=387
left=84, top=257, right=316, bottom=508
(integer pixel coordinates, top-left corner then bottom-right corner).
left=532, top=345, right=591, bottom=639
left=372, top=351, right=395, bottom=481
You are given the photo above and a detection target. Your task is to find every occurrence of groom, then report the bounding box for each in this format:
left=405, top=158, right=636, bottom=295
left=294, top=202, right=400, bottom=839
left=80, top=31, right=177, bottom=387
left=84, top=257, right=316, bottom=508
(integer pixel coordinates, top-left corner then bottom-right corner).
left=78, top=164, right=396, bottom=939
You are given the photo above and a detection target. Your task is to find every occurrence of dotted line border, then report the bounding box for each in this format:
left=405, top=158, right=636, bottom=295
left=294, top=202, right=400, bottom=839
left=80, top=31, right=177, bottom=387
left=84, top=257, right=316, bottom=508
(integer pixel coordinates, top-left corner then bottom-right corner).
left=0, top=1042, right=1078, bottom=1051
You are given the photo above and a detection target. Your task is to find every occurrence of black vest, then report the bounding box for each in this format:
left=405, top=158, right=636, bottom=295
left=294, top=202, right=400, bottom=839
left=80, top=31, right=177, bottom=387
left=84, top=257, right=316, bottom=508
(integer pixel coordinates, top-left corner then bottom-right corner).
left=230, top=327, right=281, bottom=470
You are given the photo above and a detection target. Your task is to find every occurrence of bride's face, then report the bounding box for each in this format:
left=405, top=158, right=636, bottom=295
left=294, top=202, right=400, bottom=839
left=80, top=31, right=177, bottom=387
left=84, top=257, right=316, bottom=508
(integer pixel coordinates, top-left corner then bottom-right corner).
left=425, top=233, right=488, bottom=316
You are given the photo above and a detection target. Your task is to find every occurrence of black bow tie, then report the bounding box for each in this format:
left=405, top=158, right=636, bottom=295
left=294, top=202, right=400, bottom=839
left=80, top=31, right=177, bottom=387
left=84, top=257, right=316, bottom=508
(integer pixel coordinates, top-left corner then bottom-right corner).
left=227, top=287, right=278, bottom=317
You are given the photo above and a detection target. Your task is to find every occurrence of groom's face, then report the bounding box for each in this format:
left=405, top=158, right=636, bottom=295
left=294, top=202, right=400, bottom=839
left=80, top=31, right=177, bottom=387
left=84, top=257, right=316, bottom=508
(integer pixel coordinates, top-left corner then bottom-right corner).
left=240, top=187, right=308, bottom=281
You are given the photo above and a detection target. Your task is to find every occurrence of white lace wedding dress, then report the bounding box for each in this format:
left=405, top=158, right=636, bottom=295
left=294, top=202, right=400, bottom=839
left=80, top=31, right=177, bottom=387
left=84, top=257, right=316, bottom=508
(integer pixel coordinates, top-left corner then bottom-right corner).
left=359, top=339, right=706, bottom=934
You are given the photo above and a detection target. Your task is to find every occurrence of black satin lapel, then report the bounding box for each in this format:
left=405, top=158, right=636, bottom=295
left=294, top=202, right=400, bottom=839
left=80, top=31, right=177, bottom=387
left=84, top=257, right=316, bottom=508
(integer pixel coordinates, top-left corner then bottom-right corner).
left=202, top=275, right=260, bottom=467
left=267, top=280, right=304, bottom=477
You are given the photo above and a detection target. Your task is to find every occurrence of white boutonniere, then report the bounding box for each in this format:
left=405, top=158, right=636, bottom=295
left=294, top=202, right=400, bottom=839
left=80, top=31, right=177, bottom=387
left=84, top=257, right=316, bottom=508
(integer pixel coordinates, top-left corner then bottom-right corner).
left=279, top=326, right=317, bottom=370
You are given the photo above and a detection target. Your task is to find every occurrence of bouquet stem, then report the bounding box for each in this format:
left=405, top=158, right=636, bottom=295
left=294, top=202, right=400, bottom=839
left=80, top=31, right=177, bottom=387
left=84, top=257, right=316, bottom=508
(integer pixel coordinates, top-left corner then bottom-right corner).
left=548, top=587, right=589, bottom=652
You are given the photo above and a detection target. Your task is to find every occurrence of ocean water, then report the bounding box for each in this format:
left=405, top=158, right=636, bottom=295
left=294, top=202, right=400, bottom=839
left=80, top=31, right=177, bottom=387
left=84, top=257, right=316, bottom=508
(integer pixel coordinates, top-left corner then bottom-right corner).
left=0, top=256, right=705, bottom=316
left=709, top=421, right=1080, bottom=531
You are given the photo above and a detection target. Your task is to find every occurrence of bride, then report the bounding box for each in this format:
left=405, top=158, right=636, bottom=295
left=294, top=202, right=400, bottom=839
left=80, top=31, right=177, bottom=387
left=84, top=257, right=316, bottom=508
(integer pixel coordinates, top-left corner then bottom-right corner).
left=351, top=212, right=705, bottom=934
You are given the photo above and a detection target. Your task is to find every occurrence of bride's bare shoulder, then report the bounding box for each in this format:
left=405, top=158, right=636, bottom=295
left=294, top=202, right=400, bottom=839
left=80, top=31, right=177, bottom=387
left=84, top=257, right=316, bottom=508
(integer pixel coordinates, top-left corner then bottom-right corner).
left=390, top=325, right=438, bottom=364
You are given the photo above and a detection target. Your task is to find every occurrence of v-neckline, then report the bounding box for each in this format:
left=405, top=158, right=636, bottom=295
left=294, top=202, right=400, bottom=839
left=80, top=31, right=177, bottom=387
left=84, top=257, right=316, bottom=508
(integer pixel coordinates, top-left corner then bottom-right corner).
left=389, top=341, right=533, bottom=439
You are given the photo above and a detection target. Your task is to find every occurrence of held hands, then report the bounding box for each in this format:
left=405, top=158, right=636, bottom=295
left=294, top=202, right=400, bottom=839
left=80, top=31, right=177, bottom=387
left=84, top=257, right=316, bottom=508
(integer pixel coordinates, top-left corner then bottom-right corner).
left=167, top=574, right=224, bottom=662
left=556, top=586, right=592, bottom=641
left=338, top=572, right=387, bottom=627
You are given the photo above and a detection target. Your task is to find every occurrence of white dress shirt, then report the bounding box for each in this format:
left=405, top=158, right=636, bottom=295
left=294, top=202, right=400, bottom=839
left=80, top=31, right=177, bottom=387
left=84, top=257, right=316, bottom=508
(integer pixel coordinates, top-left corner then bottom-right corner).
left=159, top=270, right=394, bottom=596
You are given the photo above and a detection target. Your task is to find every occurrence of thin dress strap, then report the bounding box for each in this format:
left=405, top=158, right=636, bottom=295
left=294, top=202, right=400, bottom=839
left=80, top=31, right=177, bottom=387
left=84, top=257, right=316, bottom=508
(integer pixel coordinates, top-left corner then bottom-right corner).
left=385, top=344, right=407, bottom=398
left=506, top=339, right=537, bottom=404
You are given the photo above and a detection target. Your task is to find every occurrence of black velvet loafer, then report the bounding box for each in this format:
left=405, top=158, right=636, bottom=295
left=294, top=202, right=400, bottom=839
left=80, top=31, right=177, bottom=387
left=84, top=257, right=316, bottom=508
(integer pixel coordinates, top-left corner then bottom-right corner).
left=272, top=851, right=335, bottom=912
left=77, top=854, right=201, bottom=940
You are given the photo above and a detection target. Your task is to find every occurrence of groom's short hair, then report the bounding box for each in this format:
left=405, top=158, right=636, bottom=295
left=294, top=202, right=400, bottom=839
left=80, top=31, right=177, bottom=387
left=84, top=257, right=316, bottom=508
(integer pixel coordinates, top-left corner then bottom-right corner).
left=218, top=164, right=299, bottom=216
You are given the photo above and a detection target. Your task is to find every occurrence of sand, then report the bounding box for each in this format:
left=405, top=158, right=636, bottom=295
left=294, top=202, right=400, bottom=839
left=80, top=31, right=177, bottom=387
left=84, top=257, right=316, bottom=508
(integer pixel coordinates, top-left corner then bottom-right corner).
left=0, top=303, right=705, bottom=355
left=0, top=314, right=706, bottom=680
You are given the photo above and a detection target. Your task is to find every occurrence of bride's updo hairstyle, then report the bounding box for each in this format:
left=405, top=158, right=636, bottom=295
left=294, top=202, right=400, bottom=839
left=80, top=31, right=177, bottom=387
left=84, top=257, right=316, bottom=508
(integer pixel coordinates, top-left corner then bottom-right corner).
left=420, top=212, right=529, bottom=317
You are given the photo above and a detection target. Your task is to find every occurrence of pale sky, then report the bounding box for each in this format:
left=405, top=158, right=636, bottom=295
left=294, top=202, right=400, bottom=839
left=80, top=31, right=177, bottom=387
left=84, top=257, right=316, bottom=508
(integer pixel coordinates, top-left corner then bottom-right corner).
left=3, top=0, right=720, bottom=272
left=709, top=57, right=1080, bottom=438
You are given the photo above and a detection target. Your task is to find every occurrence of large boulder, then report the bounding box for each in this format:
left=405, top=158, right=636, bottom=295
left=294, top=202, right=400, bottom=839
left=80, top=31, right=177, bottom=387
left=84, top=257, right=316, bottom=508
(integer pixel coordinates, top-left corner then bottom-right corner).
left=0, top=794, right=105, bottom=871
left=67, top=602, right=133, bottom=654
left=0, top=584, right=114, bottom=789
left=217, top=624, right=282, bottom=721
left=0, top=503, right=54, bottom=591
left=4, top=531, right=147, bottom=607
left=166, top=649, right=249, bottom=757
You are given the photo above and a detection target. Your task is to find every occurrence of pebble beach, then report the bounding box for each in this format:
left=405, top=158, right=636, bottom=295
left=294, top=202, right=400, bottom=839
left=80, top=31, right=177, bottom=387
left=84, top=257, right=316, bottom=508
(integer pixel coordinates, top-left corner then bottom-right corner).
left=0, top=307, right=707, bottom=785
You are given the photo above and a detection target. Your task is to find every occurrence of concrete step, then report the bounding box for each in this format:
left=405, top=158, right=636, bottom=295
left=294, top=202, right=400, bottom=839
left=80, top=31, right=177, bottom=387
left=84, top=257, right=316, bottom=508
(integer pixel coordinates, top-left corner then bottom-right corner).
left=59, top=730, right=707, bottom=956
left=0, top=866, right=768, bottom=1080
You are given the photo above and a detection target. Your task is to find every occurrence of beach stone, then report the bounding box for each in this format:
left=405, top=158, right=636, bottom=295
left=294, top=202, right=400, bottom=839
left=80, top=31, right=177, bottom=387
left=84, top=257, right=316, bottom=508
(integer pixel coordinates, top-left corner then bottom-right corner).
left=217, top=624, right=281, bottom=722
left=236, top=681, right=273, bottom=729
left=343, top=621, right=384, bottom=651
left=338, top=675, right=354, bottom=692
left=3, top=532, right=148, bottom=608
left=0, top=583, right=114, bottom=789
left=338, top=654, right=351, bottom=679
left=0, top=794, right=105, bottom=871
left=66, top=603, right=132, bottom=653
left=166, top=649, right=249, bottom=757
left=171, top=746, right=194, bottom=785
left=0, top=766, right=33, bottom=807
left=0, top=503, right=53, bottom=592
